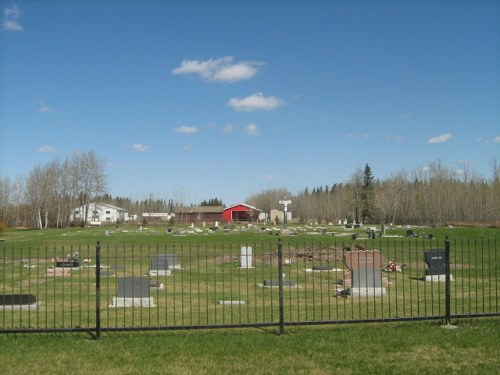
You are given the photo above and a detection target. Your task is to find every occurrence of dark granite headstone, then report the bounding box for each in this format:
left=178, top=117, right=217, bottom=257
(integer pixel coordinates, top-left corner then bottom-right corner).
left=118, top=276, right=150, bottom=298
left=56, top=261, right=80, bottom=268
left=150, top=257, right=169, bottom=272
left=155, top=253, right=179, bottom=269
left=0, top=294, right=37, bottom=305
left=424, top=250, right=446, bottom=276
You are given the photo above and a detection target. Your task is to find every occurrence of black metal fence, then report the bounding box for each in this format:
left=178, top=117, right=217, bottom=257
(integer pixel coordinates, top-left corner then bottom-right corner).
left=1, top=237, right=498, bottom=336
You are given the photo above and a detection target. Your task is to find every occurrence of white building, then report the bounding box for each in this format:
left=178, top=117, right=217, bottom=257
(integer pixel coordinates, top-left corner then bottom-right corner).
left=70, top=203, right=129, bottom=225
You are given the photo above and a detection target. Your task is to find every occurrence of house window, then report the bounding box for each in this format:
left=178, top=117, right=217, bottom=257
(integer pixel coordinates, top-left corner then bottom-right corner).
left=106, top=210, right=111, bottom=214
left=106, top=217, right=111, bottom=221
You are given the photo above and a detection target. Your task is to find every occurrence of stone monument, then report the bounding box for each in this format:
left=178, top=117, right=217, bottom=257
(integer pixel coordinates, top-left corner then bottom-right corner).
left=339, top=250, right=386, bottom=296
left=109, top=276, right=155, bottom=307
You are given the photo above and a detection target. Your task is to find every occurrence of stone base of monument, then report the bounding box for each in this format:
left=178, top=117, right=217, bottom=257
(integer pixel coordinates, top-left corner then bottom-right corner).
left=305, top=265, right=343, bottom=273
left=109, top=297, right=155, bottom=308
left=0, top=302, right=40, bottom=311
left=217, top=300, right=246, bottom=305
left=425, top=274, right=453, bottom=282
left=341, top=287, right=386, bottom=296
left=148, top=269, right=172, bottom=277
left=0, top=294, right=40, bottom=310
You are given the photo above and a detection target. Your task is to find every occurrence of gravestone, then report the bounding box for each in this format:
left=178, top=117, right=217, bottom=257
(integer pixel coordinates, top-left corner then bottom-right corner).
left=55, top=260, right=80, bottom=268
left=312, top=265, right=334, bottom=271
left=239, top=246, right=253, bottom=268
left=0, top=294, right=39, bottom=310
left=263, top=279, right=297, bottom=287
left=148, top=253, right=180, bottom=276
left=424, top=250, right=452, bottom=282
left=109, top=276, right=155, bottom=307
left=340, top=250, right=385, bottom=296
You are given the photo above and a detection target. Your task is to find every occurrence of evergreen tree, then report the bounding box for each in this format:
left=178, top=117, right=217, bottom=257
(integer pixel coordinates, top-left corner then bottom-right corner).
left=361, top=164, right=375, bottom=223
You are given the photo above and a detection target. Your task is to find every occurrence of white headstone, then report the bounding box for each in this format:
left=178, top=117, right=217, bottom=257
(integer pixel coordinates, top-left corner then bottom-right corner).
left=240, top=246, right=253, bottom=268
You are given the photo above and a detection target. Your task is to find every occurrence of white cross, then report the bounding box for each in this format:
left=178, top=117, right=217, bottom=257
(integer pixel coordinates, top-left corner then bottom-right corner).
left=279, top=199, right=291, bottom=212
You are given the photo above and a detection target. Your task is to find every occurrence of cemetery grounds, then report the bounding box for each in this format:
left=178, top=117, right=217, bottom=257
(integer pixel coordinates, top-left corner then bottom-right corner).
left=0, top=224, right=499, bottom=374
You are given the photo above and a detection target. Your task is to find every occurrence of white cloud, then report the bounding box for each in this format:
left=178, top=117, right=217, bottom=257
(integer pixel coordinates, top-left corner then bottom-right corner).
left=427, top=133, right=452, bottom=144
left=130, top=144, right=150, bottom=152
left=172, top=56, right=260, bottom=83
left=2, top=4, right=23, bottom=31
left=478, top=135, right=500, bottom=144
left=37, top=145, right=56, bottom=153
left=173, top=125, right=198, bottom=135
left=228, top=92, right=284, bottom=112
left=222, top=123, right=235, bottom=134
left=38, top=99, right=58, bottom=114
left=386, top=135, right=405, bottom=142
left=245, top=123, right=259, bottom=136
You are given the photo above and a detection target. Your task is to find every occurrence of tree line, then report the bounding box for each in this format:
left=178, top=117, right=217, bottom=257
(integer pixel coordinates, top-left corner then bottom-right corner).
left=1, top=154, right=499, bottom=228
left=247, top=161, right=499, bottom=226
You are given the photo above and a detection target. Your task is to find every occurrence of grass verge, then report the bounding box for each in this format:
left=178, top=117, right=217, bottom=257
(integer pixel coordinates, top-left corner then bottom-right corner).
left=0, top=318, right=498, bottom=375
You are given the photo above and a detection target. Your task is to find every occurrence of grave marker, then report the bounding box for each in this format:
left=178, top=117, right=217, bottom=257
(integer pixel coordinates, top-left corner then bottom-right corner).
left=0, top=294, right=39, bottom=310
left=109, top=276, right=155, bottom=307
left=239, top=246, right=253, bottom=268
left=339, top=250, right=386, bottom=296
left=424, top=249, right=453, bottom=282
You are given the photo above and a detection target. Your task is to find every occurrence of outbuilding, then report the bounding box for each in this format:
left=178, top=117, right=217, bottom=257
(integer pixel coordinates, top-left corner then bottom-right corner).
left=223, top=203, right=261, bottom=223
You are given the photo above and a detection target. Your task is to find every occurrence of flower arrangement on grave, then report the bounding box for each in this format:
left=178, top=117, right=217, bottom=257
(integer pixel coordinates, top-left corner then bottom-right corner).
left=383, top=259, right=401, bottom=272
left=65, top=252, right=80, bottom=262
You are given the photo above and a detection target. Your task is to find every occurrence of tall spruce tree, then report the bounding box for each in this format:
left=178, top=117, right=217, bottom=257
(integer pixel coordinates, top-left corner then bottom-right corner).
left=361, top=164, right=375, bottom=223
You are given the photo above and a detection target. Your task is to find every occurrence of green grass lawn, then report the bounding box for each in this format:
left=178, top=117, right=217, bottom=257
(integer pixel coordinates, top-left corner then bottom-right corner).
left=0, top=318, right=498, bottom=374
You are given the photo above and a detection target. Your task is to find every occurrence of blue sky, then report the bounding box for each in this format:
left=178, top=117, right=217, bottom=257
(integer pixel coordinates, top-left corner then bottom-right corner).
left=1, top=1, right=499, bottom=205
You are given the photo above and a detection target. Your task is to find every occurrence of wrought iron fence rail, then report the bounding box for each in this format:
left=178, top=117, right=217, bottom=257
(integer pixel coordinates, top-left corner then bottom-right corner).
left=1, top=238, right=498, bottom=335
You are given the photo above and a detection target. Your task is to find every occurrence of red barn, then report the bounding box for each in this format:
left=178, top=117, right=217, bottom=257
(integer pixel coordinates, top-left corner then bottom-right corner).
left=223, top=203, right=261, bottom=222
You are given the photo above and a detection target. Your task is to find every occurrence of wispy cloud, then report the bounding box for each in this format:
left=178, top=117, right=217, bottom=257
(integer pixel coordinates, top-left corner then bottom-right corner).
left=222, top=123, right=235, bottom=134
left=427, top=133, right=452, bottom=144
left=126, top=143, right=150, bottom=152
left=37, top=145, right=56, bottom=153
left=245, top=123, right=259, bottom=136
left=228, top=92, right=284, bottom=112
left=173, top=125, right=198, bottom=135
left=172, top=56, right=261, bottom=83
left=385, top=134, right=405, bottom=142
left=38, top=99, right=58, bottom=114
left=477, top=135, right=500, bottom=144
left=259, top=175, right=275, bottom=180
left=2, top=3, right=23, bottom=31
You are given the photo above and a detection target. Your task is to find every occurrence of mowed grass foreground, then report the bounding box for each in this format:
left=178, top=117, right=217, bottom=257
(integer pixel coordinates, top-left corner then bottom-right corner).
left=0, top=318, right=499, bottom=375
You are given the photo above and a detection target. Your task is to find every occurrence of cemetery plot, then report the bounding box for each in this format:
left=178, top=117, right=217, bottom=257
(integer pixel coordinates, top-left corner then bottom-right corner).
left=0, top=238, right=498, bottom=332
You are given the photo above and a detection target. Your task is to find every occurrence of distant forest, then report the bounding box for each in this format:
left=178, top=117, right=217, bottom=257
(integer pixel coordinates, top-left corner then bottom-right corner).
left=1, top=153, right=499, bottom=228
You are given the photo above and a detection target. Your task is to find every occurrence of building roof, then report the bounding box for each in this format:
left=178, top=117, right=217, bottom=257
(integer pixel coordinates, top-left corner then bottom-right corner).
left=174, top=206, right=225, bottom=214
left=224, top=203, right=261, bottom=212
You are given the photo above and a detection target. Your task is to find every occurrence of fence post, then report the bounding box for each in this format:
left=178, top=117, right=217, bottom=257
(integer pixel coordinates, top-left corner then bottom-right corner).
left=278, top=239, right=285, bottom=336
left=445, top=236, right=451, bottom=325
left=95, top=241, right=101, bottom=340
